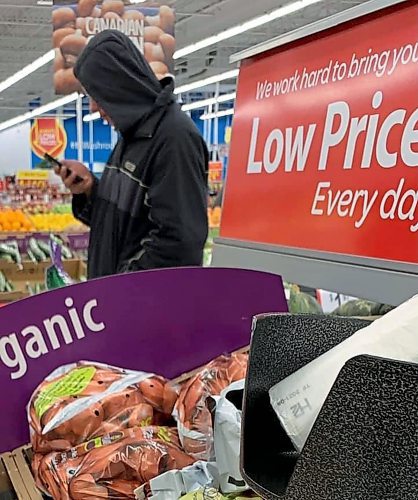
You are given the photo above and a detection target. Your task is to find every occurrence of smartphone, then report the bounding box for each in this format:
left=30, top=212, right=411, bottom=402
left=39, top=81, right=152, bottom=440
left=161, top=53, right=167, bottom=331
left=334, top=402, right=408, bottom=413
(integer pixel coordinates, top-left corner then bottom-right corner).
left=44, top=153, right=83, bottom=184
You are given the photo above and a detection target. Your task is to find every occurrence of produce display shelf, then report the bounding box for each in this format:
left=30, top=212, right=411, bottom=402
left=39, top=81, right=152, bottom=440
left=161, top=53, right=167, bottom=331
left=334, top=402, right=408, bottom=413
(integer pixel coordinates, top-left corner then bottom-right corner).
left=0, top=259, right=87, bottom=304
left=0, top=232, right=89, bottom=253
left=0, top=346, right=250, bottom=500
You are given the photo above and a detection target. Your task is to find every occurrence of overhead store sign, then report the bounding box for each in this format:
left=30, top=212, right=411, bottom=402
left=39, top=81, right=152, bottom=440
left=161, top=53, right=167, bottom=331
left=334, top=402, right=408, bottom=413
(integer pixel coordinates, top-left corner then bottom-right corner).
left=52, top=1, right=176, bottom=94
left=221, top=1, right=418, bottom=265
left=30, top=118, right=67, bottom=159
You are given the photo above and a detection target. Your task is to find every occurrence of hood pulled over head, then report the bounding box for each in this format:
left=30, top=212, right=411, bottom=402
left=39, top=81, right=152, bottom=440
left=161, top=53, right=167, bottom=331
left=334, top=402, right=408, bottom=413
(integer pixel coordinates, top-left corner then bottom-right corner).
left=74, top=30, right=172, bottom=134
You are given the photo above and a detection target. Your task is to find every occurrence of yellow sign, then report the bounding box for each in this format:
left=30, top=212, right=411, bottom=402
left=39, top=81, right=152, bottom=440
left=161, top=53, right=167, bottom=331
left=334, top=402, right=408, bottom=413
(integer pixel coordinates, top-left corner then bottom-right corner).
left=224, top=126, right=232, bottom=144
left=16, top=170, right=49, bottom=181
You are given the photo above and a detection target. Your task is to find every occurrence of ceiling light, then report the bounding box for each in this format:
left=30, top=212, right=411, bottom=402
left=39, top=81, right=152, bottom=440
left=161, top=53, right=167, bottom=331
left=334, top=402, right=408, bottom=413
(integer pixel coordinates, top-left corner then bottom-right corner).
left=200, top=108, right=235, bottom=121
left=0, top=50, right=55, bottom=95
left=83, top=111, right=101, bottom=123
left=174, top=0, right=323, bottom=59
left=175, top=70, right=239, bottom=95
left=0, top=93, right=79, bottom=132
left=182, top=92, right=236, bottom=112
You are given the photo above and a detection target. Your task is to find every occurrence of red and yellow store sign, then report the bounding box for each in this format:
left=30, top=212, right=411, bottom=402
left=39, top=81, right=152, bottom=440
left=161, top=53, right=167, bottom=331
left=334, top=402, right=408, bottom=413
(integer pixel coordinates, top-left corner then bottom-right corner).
left=30, top=118, right=67, bottom=159
left=209, top=161, right=223, bottom=184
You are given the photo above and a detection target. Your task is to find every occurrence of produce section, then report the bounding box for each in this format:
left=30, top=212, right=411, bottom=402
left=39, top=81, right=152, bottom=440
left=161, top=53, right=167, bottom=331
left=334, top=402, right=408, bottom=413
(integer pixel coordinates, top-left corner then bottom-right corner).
left=0, top=268, right=284, bottom=499
left=0, top=173, right=88, bottom=304
left=0, top=0, right=416, bottom=498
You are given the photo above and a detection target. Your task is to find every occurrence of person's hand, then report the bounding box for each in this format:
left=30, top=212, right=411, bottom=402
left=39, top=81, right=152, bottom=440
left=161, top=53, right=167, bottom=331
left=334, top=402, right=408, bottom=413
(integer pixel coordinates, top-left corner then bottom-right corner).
left=54, top=160, right=94, bottom=196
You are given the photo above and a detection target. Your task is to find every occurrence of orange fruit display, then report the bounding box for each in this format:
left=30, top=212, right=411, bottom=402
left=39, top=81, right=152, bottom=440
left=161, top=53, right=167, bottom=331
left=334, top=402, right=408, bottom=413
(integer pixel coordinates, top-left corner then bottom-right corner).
left=0, top=209, right=35, bottom=233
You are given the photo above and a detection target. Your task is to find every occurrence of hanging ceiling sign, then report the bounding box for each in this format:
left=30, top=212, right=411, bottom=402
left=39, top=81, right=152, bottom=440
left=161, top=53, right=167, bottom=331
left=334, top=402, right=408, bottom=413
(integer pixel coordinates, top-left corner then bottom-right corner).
left=52, top=1, right=176, bottom=94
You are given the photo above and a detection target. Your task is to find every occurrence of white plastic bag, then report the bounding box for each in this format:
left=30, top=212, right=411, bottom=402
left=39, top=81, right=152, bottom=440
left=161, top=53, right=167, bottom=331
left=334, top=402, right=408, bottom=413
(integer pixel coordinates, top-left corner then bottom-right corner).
left=135, top=461, right=219, bottom=499
left=213, top=380, right=247, bottom=494
left=270, top=295, right=418, bottom=452
left=137, top=380, right=248, bottom=499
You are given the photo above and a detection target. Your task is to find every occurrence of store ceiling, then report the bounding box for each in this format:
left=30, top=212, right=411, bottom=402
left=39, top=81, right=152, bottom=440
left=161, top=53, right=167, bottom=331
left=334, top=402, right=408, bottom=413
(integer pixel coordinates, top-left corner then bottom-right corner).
left=0, top=0, right=370, bottom=122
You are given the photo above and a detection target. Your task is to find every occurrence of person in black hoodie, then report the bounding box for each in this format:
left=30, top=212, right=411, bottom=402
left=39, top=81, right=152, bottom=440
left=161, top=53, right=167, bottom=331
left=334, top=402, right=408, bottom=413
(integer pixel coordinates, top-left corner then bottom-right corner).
left=56, top=30, right=209, bottom=279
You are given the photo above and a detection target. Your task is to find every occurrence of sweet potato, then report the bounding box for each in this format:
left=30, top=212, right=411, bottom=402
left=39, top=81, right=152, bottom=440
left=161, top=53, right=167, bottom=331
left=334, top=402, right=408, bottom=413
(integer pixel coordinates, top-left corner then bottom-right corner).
left=29, top=363, right=177, bottom=453
left=53, top=27, right=75, bottom=49
left=52, top=7, right=76, bottom=30
left=174, top=353, right=248, bottom=459
left=60, top=32, right=87, bottom=67
left=77, top=0, right=97, bottom=18
left=101, top=0, right=124, bottom=17
left=159, top=33, right=176, bottom=61
left=54, top=67, right=80, bottom=94
left=123, top=10, right=144, bottom=22
left=35, top=427, right=194, bottom=499
left=53, top=49, right=66, bottom=72
left=70, top=474, right=109, bottom=499
left=159, top=5, right=175, bottom=32
left=144, top=26, right=164, bottom=44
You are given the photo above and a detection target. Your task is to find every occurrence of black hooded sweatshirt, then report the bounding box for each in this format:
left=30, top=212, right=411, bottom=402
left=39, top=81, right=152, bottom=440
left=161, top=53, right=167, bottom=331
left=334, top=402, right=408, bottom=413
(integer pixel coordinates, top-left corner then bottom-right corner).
left=73, top=30, right=209, bottom=279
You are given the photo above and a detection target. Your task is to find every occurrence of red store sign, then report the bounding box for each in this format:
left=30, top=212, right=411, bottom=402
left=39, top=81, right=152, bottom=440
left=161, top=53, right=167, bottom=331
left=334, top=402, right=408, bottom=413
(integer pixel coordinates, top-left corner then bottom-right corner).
left=221, top=1, right=418, bottom=265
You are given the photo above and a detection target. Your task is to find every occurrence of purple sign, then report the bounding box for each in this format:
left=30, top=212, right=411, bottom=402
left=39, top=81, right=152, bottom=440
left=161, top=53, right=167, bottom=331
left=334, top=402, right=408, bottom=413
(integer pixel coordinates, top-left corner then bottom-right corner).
left=0, top=232, right=89, bottom=254
left=0, top=267, right=287, bottom=452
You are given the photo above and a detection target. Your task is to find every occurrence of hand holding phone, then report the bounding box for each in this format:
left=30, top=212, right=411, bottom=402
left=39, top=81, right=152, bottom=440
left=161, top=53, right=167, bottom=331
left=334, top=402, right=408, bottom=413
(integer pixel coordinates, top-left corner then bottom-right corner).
left=44, top=153, right=84, bottom=184
left=45, top=154, right=94, bottom=197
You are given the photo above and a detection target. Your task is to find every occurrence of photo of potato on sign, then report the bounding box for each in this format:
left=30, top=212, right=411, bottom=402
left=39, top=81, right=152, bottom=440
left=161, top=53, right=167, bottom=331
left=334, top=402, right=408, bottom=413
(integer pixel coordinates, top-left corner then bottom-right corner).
left=52, top=1, right=176, bottom=95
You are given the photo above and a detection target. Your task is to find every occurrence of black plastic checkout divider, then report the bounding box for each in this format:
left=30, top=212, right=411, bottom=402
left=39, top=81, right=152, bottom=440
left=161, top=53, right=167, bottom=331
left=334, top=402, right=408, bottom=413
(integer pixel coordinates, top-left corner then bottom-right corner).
left=242, top=314, right=418, bottom=500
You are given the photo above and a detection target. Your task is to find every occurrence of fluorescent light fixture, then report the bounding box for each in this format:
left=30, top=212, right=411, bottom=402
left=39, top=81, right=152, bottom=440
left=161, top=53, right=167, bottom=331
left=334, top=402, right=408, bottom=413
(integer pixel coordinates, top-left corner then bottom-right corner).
left=174, top=0, right=323, bottom=59
left=200, top=108, right=234, bottom=121
left=0, top=50, right=55, bottom=95
left=83, top=111, right=101, bottom=123
left=182, top=92, right=236, bottom=112
left=175, top=70, right=239, bottom=95
left=0, top=93, right=79, bottom=132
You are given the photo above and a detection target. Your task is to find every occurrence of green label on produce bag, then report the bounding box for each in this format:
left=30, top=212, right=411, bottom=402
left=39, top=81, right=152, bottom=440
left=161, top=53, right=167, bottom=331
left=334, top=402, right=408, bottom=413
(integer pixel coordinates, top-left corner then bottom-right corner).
left=35, top=366, right=96, bottom=418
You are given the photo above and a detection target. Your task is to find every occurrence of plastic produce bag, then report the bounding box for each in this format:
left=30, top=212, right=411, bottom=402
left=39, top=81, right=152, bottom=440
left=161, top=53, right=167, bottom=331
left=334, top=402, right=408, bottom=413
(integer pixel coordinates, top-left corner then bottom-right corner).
left=135, top=461, right=219, bottom=499
left=288, top=285, right=323, bottom=314
left=212, top=380, right=247, bottom=494
left=28, top=361, right=178, bottom=453
left=45, top=240, right=73, bottom=290
left=269, top=295, right=418, bottom=452
left=36, top=426, right=194, bottom=499
left=174, top=353, right=248, bottom=460
left=0, top=240, right=22, bottom=269
left=179, top=490, right=261, bottom=500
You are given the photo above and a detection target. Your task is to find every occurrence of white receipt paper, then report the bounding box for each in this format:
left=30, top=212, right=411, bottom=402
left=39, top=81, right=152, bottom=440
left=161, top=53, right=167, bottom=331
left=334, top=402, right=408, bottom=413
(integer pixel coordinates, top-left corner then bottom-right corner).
left=269, top=295, right=418, bottom=452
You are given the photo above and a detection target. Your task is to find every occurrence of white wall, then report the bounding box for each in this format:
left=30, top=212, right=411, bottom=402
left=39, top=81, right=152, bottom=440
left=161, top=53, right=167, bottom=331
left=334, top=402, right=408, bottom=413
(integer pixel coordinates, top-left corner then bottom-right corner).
left=0, top=122, right=31, bottom=176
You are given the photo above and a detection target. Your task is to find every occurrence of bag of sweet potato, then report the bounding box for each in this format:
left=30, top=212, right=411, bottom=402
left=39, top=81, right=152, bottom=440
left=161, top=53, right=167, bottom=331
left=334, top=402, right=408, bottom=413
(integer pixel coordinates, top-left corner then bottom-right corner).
left=28, top=361, right=178, bottom=454
left=35, top=426, right=195, bottom=499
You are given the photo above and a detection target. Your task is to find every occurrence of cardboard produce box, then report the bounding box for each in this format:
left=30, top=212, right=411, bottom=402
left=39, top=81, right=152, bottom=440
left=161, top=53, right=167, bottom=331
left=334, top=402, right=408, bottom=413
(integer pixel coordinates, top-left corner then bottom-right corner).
left=0, top=259, right=86, bottom=304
